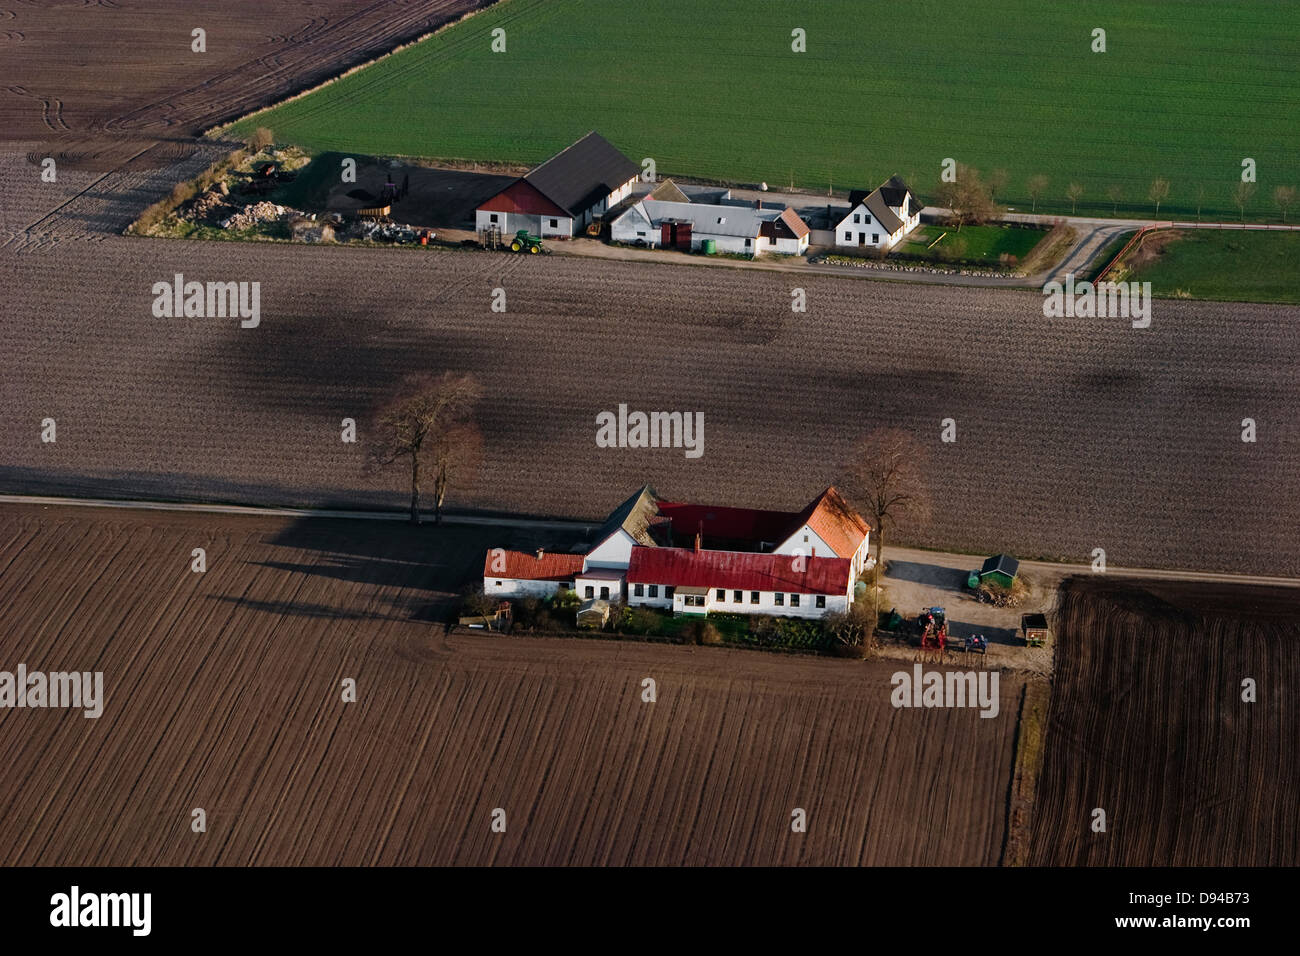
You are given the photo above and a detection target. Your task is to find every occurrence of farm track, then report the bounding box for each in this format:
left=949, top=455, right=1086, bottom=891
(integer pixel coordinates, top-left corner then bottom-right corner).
left=0, top=504, right=1022, bottom=866
left=1029, top=577, right=1300, bottom=865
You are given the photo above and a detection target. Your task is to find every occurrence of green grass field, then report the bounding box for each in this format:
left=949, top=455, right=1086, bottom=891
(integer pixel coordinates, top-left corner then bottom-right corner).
left=1121, top=230, right=1300, bottom=304
left=897, top=224, right=1046, bottom=264
left=226, top=0, right=1300, bottom=222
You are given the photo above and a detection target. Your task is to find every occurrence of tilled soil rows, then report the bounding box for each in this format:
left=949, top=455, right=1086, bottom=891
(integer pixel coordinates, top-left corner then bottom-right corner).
left=0, top=504, right=1022, bottom=866
left=0, top=1, right=492, bottom=144
left=1029, top=577, right=1300, bottom=865
left=1, top=229, right=1297, bottom=575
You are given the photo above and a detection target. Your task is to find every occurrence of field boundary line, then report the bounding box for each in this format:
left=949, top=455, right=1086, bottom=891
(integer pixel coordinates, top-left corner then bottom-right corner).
left=3, top=494, right=1299, bottom=587
left=1000, top=680, right=1050, bottom=866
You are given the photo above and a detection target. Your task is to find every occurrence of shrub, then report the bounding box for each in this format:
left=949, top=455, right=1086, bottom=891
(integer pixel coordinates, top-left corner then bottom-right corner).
left=461, top=590, right=496, bottom=618
left=551, top=588, right=581, bottom=611
left=247, top=126, right=274, bottom=150
left=617, top=606, right=663, bottom=636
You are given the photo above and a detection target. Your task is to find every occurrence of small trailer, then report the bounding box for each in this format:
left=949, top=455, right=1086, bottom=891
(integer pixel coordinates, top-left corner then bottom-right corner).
left=1021, top=613, right=1049, bottom=647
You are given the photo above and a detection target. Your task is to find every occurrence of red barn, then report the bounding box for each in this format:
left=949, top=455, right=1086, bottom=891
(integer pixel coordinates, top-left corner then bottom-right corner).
left=475, top=131, right=640, bottom=239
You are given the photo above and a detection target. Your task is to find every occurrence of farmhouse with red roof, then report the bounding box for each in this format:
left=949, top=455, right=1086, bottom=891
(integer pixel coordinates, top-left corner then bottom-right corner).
left=483, top=485, right=872, bottom=619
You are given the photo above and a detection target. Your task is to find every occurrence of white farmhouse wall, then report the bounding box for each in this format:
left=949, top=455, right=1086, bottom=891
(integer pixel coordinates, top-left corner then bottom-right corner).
left=576, top=573, right=624, bottom=602
left=691, top=232, right=757, bottom=256
left=585, top=529, right=637, bottom=569
left=483, top=577, right=568, bottom=599
left=774, top=525, right=836, bottom=559
left=706, top=587, right=849, bottom=618
left=774, top=234, right=807, bottom=255
left=630, top=584, right=849, bottom=619
left=627, top=584, right=673, bottom=609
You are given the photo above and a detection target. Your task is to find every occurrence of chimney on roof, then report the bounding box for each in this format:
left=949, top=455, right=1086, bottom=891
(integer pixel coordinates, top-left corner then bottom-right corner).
left=536, top=549, right=544, bottom=559
left=695, top=520, right=702, bottom=553
left=755, top=199, right=762, bottom=209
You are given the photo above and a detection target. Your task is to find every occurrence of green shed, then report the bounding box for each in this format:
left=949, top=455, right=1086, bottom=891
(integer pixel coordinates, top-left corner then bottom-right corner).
left=979, top=553, right=1019, bottom=588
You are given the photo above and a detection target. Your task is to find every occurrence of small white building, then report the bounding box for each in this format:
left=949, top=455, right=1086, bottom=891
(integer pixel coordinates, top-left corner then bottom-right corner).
left=610, top=199, right=809, bottom=256
left=483, top=548, right=584, bottom=599
left=833, top=176, right=923, bottom=250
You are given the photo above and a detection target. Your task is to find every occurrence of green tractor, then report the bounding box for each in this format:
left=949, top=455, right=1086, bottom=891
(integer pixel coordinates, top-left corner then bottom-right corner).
left=509, top=229, right=543, bottom=254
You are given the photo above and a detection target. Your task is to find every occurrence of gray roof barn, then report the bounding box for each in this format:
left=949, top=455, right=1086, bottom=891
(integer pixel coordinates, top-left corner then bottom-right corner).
left=593, top=485, right=661, bottom=548
left=523, top=131, right=640, bottom=217
left=620, top=199, right=804, bottom=240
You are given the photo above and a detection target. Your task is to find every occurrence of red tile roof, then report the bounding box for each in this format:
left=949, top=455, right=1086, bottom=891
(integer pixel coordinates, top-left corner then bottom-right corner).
left=790, top=487, right=870, bottom=558
left=779, top=206, right=811, bottom=239
left=627, top=547, right=850, bottom=595
left=484, top=549, right=584, bottom=582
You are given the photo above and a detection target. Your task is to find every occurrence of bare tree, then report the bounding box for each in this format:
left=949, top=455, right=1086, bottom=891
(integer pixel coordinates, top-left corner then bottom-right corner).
left=1195, top=184, right=1207, bottom=223
left=1148, top=177, right=1170, bottom=216
left=1106, top=184, right=1123, bottom=216
left=934, top=164, right=1001, bottom=231
left=1066, top=182, right=1084, bottom=215
left=988, top=167, right=1009, bottom=204
left=368, top=372, right=482, bottom=524
left=1027, top=174, right=1049, bottom=213
left=824, top=601, right=875, bottom=655
left=1275, top=185, right=1297, bottom=223
left=843, top=428, right=932, bottom=625
left=1234, top=181, right=1256, bottom=223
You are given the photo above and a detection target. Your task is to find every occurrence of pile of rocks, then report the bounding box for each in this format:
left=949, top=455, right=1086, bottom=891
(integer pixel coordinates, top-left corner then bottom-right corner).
left=220, top=202, right=294, bottom=231
left=190, top=189, right=233, bottom=222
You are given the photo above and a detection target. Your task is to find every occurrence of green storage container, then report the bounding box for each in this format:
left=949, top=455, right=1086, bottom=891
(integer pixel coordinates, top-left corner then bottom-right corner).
left=701, top=239, right=716, bottom=255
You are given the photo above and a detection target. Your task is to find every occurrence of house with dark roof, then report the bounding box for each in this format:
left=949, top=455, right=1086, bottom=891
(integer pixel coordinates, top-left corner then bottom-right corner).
left=833, top=175, right=923, bottom=250
left=482, top=485, right=871, bottom=619
left=474, top=131, right=641, bottom=239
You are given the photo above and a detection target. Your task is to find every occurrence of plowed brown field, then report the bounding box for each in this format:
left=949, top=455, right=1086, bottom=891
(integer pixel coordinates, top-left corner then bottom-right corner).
left=1029, top=577, right=1300, bottom=865
left=0, top=504, right=1023, bottom=866
left=2, top=231, right=1298, bottom=575
left=0, top=1, right=491, bottom=146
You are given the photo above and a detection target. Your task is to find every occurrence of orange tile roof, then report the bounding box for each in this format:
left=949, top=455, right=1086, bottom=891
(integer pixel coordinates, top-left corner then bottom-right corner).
left=483, top=549, right=584, bottom=582
left=793, top=487, right=871, bottom=558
